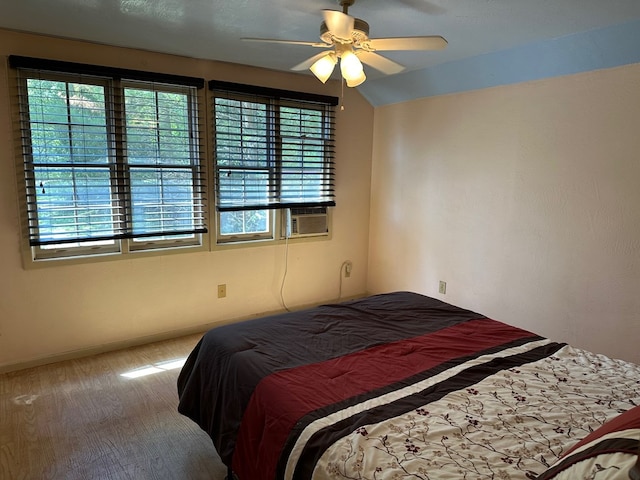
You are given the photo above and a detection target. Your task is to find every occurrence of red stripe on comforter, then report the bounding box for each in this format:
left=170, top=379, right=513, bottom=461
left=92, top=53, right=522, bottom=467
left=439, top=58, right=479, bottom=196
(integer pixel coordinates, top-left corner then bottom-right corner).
left=232, top=318, right=536, bottom=480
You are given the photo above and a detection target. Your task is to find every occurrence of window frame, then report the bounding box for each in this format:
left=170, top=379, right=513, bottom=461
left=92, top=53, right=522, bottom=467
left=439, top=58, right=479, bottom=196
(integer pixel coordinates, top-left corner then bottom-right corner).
left=122, top=79, right=205, bottom=253
left=210, top=81, right=337, bottom=245
left=215, top=209, right=275, bottom=244
left=10, top=58, right=339, bottom=266
left=10, top=56, right=208, bottom=263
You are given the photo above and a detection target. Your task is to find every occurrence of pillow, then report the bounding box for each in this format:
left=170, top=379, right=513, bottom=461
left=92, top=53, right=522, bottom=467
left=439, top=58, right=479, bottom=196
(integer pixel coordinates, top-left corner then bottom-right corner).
left=536, top=405, right=640, bottom=480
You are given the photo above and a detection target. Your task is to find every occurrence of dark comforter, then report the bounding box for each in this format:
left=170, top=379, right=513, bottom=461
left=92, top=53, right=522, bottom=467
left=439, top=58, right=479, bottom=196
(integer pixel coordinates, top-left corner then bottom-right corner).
left=177, top=291, right=640, bottom=480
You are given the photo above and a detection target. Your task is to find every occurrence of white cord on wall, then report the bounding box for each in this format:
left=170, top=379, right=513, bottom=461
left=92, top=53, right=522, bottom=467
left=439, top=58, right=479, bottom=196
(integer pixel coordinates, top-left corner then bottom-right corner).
left=279, top=234, right=291, bottom=312
left=280, top=222, right=351, bottom=308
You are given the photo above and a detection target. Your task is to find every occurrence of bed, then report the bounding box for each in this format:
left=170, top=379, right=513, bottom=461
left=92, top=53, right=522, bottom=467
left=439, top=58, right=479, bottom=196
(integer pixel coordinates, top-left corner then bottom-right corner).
left=177, top=291, right=640, bottom=480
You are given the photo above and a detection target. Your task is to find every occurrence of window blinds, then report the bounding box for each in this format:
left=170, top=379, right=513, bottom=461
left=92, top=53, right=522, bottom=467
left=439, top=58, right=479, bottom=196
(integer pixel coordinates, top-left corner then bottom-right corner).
left=10, top=56, right=207, bottom=246
left=210, top=80, right=337, bottom=212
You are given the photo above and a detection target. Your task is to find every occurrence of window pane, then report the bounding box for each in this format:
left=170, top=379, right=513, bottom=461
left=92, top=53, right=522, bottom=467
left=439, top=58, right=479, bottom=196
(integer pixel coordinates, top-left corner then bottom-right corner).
left=280, top=105, right=327, bottom=203
left=217, top=169, right=269, bottom=209
left=125, top=88, right=192, bottom=166
left=34, top=166, right=115, bottom=243
left=280, top=106, right=323, bottom=137
left=215, top=98, right=269, bottom=168
left=27, top=79, right=109, bottom=165
left=220, top=210, right=268, bottom=235
left=129, top=167, right=195, bottom=239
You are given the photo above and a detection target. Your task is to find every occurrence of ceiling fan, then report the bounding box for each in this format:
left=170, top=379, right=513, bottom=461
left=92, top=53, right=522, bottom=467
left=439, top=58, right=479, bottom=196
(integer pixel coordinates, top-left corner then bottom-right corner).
left=242, top=0, right=447, bottom=87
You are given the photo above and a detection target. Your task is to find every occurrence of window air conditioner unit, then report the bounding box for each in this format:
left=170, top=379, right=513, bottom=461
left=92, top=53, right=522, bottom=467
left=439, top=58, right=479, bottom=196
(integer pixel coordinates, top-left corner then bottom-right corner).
left=285, top=207, right=329, bottom=238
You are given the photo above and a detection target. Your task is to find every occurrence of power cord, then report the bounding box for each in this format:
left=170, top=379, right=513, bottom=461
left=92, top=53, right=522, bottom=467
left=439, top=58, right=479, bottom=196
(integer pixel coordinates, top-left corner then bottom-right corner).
left=279, top=234, right=291, bottom=312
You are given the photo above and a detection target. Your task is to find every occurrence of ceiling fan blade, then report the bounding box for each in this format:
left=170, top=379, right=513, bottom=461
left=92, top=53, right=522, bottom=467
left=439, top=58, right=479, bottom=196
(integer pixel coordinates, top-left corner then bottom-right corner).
left=322, top=10, right=355, bottom=40
left=368, top=36, right=448, bottom=51
left=291, top=51, right=332, bottom=71
left=242, top=38, right=328, bottom=48
left=357, top=51, right=405, bottom=75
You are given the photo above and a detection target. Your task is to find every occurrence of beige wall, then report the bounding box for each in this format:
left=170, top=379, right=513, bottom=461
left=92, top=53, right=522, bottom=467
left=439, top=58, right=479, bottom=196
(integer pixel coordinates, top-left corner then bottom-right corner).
left=0, top=29, right=373, bottom=370
left=368, top=63, right=640, bottom=364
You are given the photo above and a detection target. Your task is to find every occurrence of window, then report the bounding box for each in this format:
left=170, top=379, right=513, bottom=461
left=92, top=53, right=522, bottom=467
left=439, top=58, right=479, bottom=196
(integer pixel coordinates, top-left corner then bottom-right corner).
left=211, top=81, right=337, bottom=243
left=11, top=56, right=207, bottom=261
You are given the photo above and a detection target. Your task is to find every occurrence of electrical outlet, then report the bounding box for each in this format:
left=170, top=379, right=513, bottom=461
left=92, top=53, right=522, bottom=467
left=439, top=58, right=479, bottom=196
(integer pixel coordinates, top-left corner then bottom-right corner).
left=217, top=284, right=227, bottom=298
left=439, top=280, right=447, bottom=294
left=344, top=261, right=352, bottom=278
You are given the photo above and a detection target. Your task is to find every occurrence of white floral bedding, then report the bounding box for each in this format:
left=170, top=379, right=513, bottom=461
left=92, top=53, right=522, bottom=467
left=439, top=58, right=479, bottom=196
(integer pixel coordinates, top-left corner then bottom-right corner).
left=315, top=344, right=640, bottom=480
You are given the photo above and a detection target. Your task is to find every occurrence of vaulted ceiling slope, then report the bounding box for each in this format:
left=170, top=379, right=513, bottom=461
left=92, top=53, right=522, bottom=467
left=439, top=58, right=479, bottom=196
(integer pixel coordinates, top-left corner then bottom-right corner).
left=2, top=0, right=640, bottom=106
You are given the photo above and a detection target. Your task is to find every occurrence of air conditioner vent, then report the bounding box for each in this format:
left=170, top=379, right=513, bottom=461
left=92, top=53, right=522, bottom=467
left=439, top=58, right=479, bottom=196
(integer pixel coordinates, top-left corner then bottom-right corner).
left=290, top=206, right=327, bottom=216
left=285, top=207, right=329, bottom=238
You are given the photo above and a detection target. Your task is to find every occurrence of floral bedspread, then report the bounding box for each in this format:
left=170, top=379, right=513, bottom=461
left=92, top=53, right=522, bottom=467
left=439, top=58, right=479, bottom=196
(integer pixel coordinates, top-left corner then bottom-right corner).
left=314, top=344, right=640, bottom=480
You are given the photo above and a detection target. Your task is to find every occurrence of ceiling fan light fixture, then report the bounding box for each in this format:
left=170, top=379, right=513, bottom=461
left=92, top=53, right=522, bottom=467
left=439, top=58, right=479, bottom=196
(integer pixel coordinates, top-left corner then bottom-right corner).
left=310, top=53, right=337, bottom=83
left=345, top=69, right=366, bottom=87
left=243, top=0, right=448, bottom=91
left=340, top=50, right=363, bottom=81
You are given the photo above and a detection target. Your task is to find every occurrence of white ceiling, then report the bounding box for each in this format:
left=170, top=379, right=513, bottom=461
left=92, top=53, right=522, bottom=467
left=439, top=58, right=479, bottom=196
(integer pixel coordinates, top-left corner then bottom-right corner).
left=2, top=0, right=640, bottom=88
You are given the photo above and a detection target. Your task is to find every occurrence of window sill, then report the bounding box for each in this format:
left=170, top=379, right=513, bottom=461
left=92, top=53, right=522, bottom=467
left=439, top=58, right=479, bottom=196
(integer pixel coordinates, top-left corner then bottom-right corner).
left=21, top=242, right=209, bottom=269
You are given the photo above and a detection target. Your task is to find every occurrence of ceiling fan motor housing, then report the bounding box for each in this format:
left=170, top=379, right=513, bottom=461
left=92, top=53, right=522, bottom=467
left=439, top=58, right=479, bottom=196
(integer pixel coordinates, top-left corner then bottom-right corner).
left=320, top=18, right=370, bottom=45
